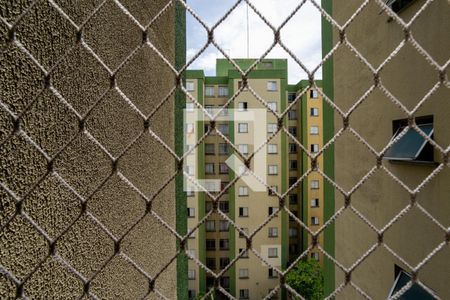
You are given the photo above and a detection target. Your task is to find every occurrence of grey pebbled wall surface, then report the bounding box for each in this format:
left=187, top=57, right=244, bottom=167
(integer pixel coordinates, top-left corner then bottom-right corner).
left=1, top=1, right=177, bottom=299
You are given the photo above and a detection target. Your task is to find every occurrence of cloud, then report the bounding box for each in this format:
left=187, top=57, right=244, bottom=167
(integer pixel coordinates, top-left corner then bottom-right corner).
left=186, top=0, right=322, bottom=84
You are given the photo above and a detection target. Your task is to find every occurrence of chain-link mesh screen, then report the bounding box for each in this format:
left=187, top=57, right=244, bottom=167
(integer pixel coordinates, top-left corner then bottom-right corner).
left=1, top=0, right=449, bottom=299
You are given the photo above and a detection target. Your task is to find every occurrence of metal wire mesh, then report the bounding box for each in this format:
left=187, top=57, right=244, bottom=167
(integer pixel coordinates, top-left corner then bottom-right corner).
left=0, top=0, right=449, bottom=299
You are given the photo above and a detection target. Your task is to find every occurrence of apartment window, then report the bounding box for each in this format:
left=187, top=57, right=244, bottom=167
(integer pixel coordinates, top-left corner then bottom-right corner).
left=188, top=228, right=195, bottom=238
left=267, top=81, right=277, bottom=91
left=268, top=227, right=278, bottom=237
left=204, top=123, right=213, bottom=134
left=186, top=249, right=196, bottom=259
left=218, top=124, right=229, bottom=136
left=268, top=101, right=277, bottom=112
left=219, top=201, right=229, bottom=213
left=188, top=290, right=196, bottom=299
left=206, top=277, right=214, bottom=288
left=239, top=228, right=249, bottom=237
left=238, top=123, right=248, bottom=133
left=205, top=105, right=214, bottom=114
left=238, top=165, right=249, bottom=176
left=205, top=201, right=213, bottom=212
left=220, top=257, right=230, bottom=269
left=186, top=123, right=194, bottom=134
left=185, top=165, right=194, bottom=176
left=268, top=186, right=278, bottom=196
left=311, top=252, right=320, bottom=261
left=218, top=86, right=228, bottom=97
left=238, top=186, right=248, bottom=196
left=311, top=198, right=319, bottom=207
left=219, top=143, right=229, bottom=155
left=238, top=80, right=247, bottom=90
left=311, top=180, right=319, bottom=189
left=219, top=239, right=229, bottom=250
left=220, top=107, right=229, bottom=116
left=289, top=143, right=297, bottom=153
left=289, top=177, right=297, bottom=187
left=187, top=207, right=195, bottom=218
left=268, top=247, right=278, bottom=258
left=186, top=186, right=194, bottom=197
left=239, top=207, right=249, bottom=217
left=268, top=165, right=278, bottom=175
left=238, top=144, right=249, bottom=154
left=220, top=181, right=229, bottom=194
left=288, top=92, right=296, bottom=103
left=268, top=268, right=278, bottom=278
left=185, top=144, right=194, bottom=154
left=205, top=143, right=215, bottom=155
left=220, top=277, right=230, bottom=289
left=310, top=89, right=318, bottom=98
left=219, top=163, right=229, bottom=174
left=206, top=257, right=216, bottom=269
left=268, top=206, right=278, bottom=216
left=289, top=210, right=298, bottom=221
left=239, top=268, right=249, bottom=279
left=239, top=248, right=249, bottom=258
left=238, top=102, right=248, bottom=111
left=311, top=144, right=319, bottom=153
left=262, top=61, right=273, bottom=69
left=186, top=81, right=195, bottom=91
left=310, top=126, right=319, bottom=135
left=289, top=160, right=298, bottom=171
left=205, top=86, right=214, bottom=97
left=311, top=107, right=319, bottom=116
left=267, top=144, right=278, bottom=154
left=205, top=163, right=214, bottom=174
left=289, top=244, right=298, bottom=255
left=267, top=123, right=278, bottom=134
left=186, top=102, right=194, bottom=112
left=288, top=110, right=297, bottom=120
left=311, top=216, right=320, bottom=225
left=384, top=117, right=434, bottom=162
left=288, top=126, right=297, bottom=136
left=219, top=220, right=229, bottom=231
left=188, top=269, right=196, bottom=280
left=289, top=194, right=298, bottom=204
left=206, top=220, right=215, bottom=232
left=289, top=227, right=298, bottom=237
left=239, top=289, right=250, bottom=299
left=386, top=0, right=417, bottom=13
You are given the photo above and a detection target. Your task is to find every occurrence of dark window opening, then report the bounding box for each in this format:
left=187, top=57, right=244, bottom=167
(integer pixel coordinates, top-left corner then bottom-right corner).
left=384, top=116, right=434, bottom=162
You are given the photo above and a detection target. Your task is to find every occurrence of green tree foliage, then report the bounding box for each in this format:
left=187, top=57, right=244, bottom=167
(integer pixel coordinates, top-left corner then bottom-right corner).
left=286, top=259, right=324, bottom=300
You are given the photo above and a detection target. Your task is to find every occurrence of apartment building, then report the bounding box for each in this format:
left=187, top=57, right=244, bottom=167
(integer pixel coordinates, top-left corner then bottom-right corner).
left=324, top=0, right=450, bottom=298
left=184, top=59, right=329, bottom=299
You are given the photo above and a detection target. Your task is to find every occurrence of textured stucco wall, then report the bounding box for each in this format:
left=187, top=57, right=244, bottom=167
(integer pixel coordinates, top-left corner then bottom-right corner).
left=331, top=0, right=450, bottom=299
left=1, top=1, right=178, bottom=299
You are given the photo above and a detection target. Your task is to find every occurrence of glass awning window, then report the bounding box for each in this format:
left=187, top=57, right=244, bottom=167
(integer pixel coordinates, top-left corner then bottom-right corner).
left=384, top=124, right=433, bottom=161
left=388, top=271, right=436, bottom=299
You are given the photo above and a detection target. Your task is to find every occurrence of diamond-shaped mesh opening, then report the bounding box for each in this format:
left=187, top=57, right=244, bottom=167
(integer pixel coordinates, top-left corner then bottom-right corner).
left=1, top=0, right=449, bottom=299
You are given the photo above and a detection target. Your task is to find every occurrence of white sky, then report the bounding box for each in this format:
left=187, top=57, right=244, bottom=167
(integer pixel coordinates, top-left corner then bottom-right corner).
left=186, top=0, right=322, bottom=84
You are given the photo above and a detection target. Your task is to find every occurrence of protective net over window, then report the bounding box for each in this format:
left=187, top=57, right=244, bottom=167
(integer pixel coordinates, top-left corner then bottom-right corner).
left=0, top=0, right=449, bottom=299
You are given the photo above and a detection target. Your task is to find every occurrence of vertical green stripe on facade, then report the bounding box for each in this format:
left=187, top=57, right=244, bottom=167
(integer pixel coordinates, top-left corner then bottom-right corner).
left=280, top=77, right=288, bottom=300
left=321, top=0, right=336, bottom=296
left=197, top=79, right=207, bottom=295
left=228, top=78, right=236, bottom=297
left=175, top=1, right=187, bottom=299
left=300, top=84, right=309, bottom=252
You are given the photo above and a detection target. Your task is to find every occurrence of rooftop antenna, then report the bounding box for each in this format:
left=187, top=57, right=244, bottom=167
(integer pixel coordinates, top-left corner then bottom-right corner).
left=246, top=2, right=250, bottom=58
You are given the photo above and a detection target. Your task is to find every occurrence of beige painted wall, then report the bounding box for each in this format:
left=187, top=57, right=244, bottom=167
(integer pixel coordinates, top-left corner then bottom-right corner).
left=332, top=0, right=450, bottom=298
left=0, top=1, right=177, bottom=299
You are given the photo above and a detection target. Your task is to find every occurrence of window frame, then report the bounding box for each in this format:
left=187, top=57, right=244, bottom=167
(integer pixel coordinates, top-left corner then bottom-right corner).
left=268, top=247, right=278, bottom=258
left=238, top=122, right=248, bottom=133
left=205, top=85, right=215, bottom=97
